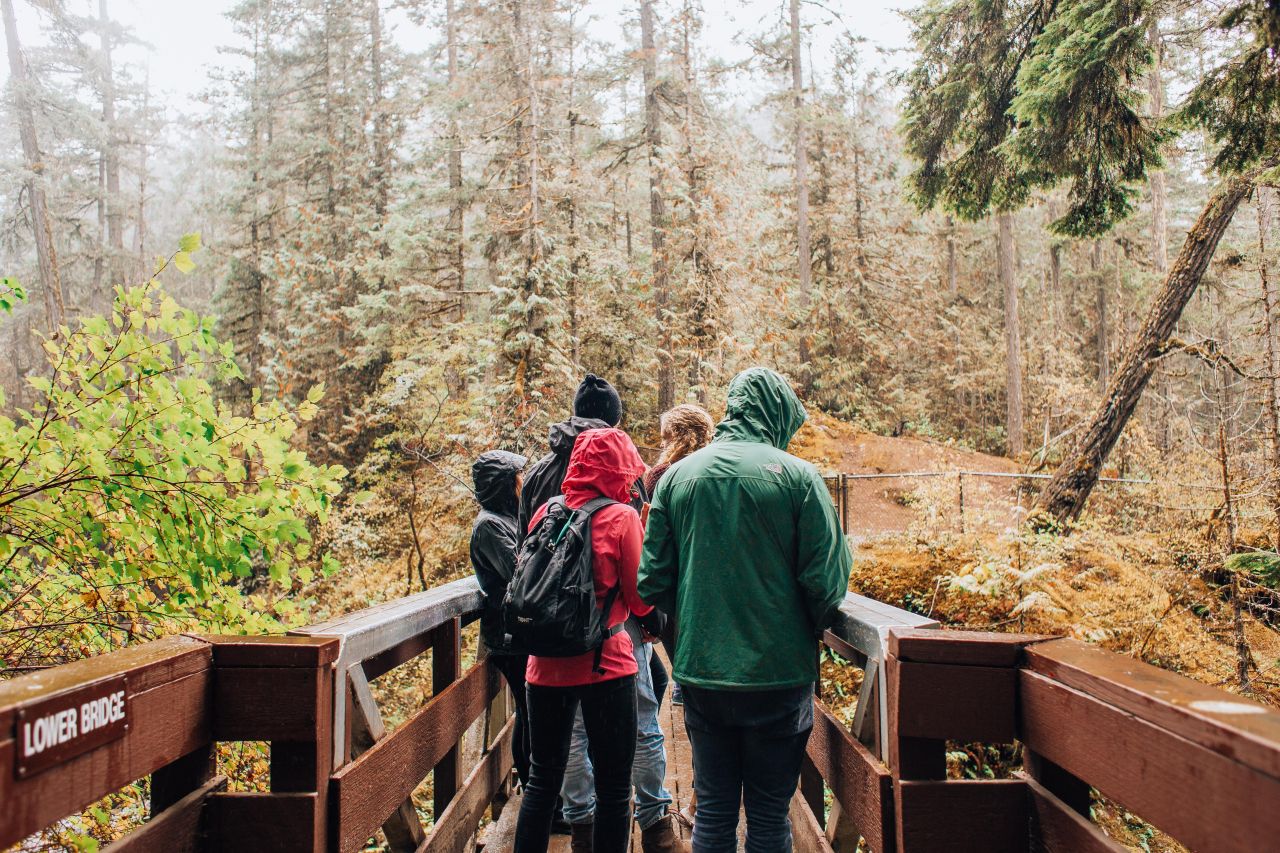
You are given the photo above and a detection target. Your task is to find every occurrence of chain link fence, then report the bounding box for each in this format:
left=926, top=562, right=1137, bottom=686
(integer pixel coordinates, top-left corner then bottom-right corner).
left=822, top=471, right=1237, bottom=540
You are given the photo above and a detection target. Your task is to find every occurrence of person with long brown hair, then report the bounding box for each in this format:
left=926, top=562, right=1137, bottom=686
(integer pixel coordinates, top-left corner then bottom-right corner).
left=643, top=404, right=715, bottom=496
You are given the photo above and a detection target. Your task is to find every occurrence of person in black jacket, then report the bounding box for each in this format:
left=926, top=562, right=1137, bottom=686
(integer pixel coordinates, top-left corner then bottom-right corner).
left=517, top=374, right=648, bottom=543
left=470, top=449, right=531, bottom=787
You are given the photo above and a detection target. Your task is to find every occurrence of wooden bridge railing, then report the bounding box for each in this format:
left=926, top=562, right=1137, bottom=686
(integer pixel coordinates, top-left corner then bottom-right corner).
left=4, top=581, right=1280, bottom=852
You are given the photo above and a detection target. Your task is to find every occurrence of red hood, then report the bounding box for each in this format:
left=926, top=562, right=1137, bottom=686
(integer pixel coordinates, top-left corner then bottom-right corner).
left=561, top=428, right=647, bottom=505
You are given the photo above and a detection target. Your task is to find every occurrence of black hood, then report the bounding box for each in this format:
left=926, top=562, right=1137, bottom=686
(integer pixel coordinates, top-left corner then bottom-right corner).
left=472, top=450, right=527, bottom=515
left=547, top=416, right=610, bottom=456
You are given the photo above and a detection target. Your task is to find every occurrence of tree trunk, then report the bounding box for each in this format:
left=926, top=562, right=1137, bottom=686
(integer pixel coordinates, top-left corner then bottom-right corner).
left=368, top=0, right=389, bottom=221
left=998, top=212, right=1025, bottom=456
left=3, top=0, right=63, bottom=331
left=1148, top=17, right=1168, bottom=275
left=1257, top=187, right=1280, bottom=546
left=1092, top=240, right=1110, bottom=392
left=135, top=71, right=149, bottom=279
left=100, top=0, right=123, bottom=277
left=945, top=215, right=958, bottom=297
left=641, top=0, right=673, bottom=410
left=446, top=0, right=465, bottom=321
left=790, top=0, right=812, bottom=377
left=566, top=12, right=582, bottom=371
left=1034, top=173, right=1256, bottom=525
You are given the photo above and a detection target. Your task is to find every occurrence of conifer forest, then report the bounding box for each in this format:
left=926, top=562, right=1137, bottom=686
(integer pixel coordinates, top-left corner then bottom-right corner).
left=3, top=0, right=1280, bottom=845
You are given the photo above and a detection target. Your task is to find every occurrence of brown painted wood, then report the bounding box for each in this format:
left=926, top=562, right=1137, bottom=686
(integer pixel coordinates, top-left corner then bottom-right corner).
left=0, top=668, right=211, bottom=849
left=432, top=618, right=463, bottom=821
left=151, top=745, right=215, bottom=813
left=789, top=789, right=836, bottom=853
left=1020, top=670, right=1280, bottom=853
left=107, top=774, right=227, bottom=853
left=886, top=654, right=944, bottom=781
left=363, top=630, right=435, bottom=683
left=346, top=662, right=425, bottom=852
left=206, top=791, right=319, bottom=851
left=889, top=629, right=1052, bottom=668
left=190, top=634, right=339, bottom=668
left=806, top=699, right=893, bottom=853
left=822, top=630, right=864, bottom=666
left=421, top=717, right=515, bottom=853
left=894, top=661, right=1016, bottom=743
left=330, top=659, right=500, bottom=852
left=1023, top=750, right=1089, bottom=817
left=1025, top=638, right=1280, bottom=781
left=1021, top=775, right=1124, bottom=853
left=895, top=780, right=1028, bottom=853
left=0, top=636, right=210, bottom=730
left=212, top=666, right=324, bottom=742
left=800, top=755, right=825, bottom=830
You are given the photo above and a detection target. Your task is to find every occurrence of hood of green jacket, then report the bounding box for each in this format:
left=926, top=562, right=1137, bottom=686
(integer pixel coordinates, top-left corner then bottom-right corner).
left=713, top=367, right=807, bottom=450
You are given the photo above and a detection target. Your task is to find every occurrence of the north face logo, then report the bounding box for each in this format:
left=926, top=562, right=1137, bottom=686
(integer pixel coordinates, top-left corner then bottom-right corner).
left=764, top=463, right=782, bottom=474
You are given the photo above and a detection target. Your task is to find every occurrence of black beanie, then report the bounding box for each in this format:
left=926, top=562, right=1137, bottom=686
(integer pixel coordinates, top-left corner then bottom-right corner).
left=573, top=374, right=622, bottom=426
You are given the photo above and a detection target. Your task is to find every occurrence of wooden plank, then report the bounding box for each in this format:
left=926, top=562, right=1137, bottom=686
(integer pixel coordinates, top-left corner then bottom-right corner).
left=0, top=668, right=212, bottom=849
left=889, top=629, right=1052, bottom=667
left=212, top=666, right=325, bottom=742
left=822, top=630, right=865, bottom=666
left=1020, top=670, right=1280, bottom=853
left=790, top=789, right=836, bottom=853
left=806, top=700, right=893, bottom=853
left=830, top=598, right=939, bottom=663
left=1021, top=775, right=1125, bottom=853
left=886, top=654, right=944, bottom=782
left=1023, top=750, right=1089, bottom=817
left=421, top=718, right=515, bottom=853
left=331, top=659, right=500, bottom=852
left=151, top=746, right=215, bottom=813
left=433, top=618, right=464, bottom=821
left=107, top=775, right=227, bottom=853
left=894, top=661, right=1016, bottom=743
left=206, top=791, right=319, bottom=851
left=1025, top=638, right=1280, bottom=781
left=363, top=630, right=434, bottom=682
left=347, top=663, right=425, bottom=852
left=191, top=634, right=339, bottom=668
left=895, top=780, right=1028, bottom=853
left=0, top=636, right=210, bottom=729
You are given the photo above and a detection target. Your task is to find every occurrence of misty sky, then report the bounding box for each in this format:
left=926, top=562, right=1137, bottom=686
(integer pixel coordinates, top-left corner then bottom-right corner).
left=5, top=0, right=919, bottom=107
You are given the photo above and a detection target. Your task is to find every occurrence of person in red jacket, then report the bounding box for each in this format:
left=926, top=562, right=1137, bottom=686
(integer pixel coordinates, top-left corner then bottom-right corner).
left=515, top=428, right=654, bottom=853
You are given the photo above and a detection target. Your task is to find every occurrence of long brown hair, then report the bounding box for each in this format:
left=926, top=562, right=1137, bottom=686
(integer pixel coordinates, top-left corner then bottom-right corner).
left=656, top=404, right=715, bottom=466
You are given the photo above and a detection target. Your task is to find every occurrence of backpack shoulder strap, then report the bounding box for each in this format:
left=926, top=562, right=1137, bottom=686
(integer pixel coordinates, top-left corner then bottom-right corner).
left=577, top=495, right=619, bottom=516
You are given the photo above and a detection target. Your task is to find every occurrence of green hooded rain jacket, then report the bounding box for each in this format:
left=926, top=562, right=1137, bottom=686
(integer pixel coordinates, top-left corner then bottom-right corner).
left=638, top=368, right=852, bottom=690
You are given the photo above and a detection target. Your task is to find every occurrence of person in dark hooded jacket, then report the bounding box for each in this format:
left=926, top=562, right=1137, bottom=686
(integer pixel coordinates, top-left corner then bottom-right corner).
left=470, top=450, right=531, bottom=788
left=517, top=374, right=647, bottom=542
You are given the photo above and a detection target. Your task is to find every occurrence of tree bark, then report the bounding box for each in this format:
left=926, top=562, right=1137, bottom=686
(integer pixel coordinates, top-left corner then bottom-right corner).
left=1092, top=240, right=1110, bottom=392
left=1034, top=173, right=1256, bottom=524
left=446, top=0, right=465, bottom=321
left=1257, top=187, right=1280, bottom=545
left=3, top=0, right=64, bottom=331
left=790, top=0, right=813, bottom=378
left=1148, top=17, right=1168, bottom=275
left=100, top=0, right=123, bottom=274
left=945, top=215, right=958, bottom=297
left=998, top=212, right=1025, bottom=456
left=641, top=0, right=673, bottom=410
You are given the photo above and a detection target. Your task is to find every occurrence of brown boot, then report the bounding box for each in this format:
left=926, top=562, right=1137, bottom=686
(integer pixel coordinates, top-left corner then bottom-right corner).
left=641, top=814, right=690, bottom=853
left=570, top=821, right=594, bottom=853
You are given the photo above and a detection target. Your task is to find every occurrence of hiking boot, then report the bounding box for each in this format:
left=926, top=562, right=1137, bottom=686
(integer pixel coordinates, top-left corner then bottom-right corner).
left=570, top=821, right=594, bottom=853
left=641, top=814, right=690, bottom=853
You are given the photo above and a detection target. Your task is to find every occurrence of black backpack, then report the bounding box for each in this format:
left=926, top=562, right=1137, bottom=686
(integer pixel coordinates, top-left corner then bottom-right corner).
left=502, top=495, right=622, bottom=671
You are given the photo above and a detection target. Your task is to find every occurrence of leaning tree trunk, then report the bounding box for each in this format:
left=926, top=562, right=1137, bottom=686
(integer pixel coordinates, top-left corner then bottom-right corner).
left=3, top=0, right=63, bottom=331
left=1034, top=173, right=1257, bottom=525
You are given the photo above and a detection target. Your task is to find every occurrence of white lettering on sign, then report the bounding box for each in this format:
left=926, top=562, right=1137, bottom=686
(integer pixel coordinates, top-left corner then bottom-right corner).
left=14, top=676, right=130, bottom=778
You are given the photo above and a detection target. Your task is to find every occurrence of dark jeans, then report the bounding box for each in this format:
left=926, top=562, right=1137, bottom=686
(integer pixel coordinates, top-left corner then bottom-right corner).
left=515, top=676, right=637, bottom=853
left=490, top=654, right=532, bottom=788
left=682, top=684, right=814, bottom=853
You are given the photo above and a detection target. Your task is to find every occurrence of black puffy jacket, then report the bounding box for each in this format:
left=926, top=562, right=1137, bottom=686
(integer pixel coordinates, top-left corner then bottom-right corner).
left=517, top=417, right=648, bottom=544
left=470, top=450, right=527, bottom=654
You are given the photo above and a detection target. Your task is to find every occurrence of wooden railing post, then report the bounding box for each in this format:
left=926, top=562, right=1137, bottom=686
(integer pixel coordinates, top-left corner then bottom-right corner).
left=886, top=629, right=1050, bottom=853
left=197, top=635, right=338, bottom=853
left=432, top=616, right=463, bottom=821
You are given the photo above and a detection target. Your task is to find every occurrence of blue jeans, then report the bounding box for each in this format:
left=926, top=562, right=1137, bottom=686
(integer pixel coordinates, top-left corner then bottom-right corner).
left=562, top=620, right=673, bottom=830
left=682, top=684, right=814, bottom=853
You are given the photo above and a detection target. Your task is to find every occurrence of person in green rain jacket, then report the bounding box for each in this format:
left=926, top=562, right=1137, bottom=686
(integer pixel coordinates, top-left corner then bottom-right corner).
left=638, top=367, right=851, bottom=853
